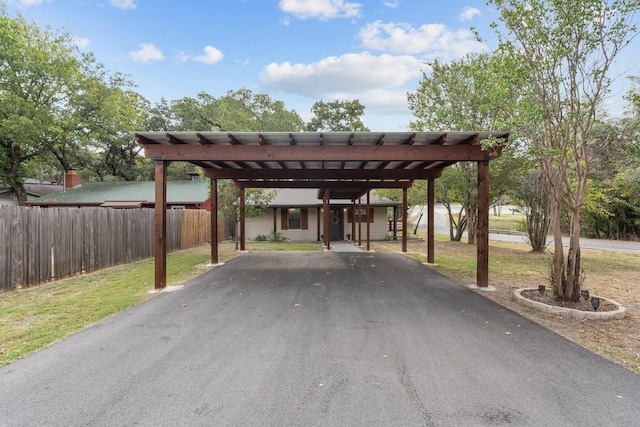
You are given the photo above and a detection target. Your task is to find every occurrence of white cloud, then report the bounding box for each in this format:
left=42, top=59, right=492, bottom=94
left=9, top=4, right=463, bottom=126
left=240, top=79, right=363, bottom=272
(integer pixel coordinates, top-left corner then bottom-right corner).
left=358, top=21, right=485, bottom=58
left=193, top=46, right=224, bottom=65
left=459, top=6, right=481, bottom=22
left=260, top=52, right=423, bottom=113
left=279, top=0, right=362, bottom=20
left=383, top=0, right=399, bottom=8
left=128, top=43, right=164, bottom=62
left=110, top=0, right=137, bottom=10
left=72, top=36, right=90, bottom=48
left=176, top=51, right=191, bottom=62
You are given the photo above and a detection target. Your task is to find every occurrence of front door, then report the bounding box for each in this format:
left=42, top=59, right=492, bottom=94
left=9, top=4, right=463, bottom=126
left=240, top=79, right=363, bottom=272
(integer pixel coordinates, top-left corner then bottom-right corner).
left=329, top=207, right=343, bottom=240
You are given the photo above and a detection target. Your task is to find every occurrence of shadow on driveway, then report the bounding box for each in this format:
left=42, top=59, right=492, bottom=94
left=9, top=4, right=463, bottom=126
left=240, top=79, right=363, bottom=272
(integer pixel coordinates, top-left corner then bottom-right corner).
left=1, top=251, right=639, bottom=426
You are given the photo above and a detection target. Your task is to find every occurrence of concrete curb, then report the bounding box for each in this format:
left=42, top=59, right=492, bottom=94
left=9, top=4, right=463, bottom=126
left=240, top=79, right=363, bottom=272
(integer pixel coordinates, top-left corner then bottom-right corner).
left=513, top=288, right=626, bottom=320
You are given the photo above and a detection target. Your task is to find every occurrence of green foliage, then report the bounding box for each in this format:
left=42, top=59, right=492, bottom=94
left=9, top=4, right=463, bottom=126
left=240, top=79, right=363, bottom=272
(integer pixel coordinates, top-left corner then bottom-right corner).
left=0, top=9, right=152, bottom=190
left=168, top=88, right=305, bottom=132
left=255, top=231, right=288, bottom=242
left=306, top=99, right=370, bottom=132
left=215, top=180, right=277, bottom=222
left=407, top=52, right=528, bottom=242
left=0, top=11, right=82, bottom=201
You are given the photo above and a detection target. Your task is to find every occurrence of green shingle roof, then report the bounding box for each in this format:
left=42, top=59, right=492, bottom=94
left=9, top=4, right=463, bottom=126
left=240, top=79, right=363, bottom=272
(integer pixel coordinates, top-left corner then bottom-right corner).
left=30, top=181, right=210, bottom=205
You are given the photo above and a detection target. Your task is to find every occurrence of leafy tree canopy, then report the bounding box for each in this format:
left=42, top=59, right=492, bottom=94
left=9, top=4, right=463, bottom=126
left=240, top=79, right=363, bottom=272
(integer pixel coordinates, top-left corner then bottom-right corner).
left=306, top=99, right=370, bottom=132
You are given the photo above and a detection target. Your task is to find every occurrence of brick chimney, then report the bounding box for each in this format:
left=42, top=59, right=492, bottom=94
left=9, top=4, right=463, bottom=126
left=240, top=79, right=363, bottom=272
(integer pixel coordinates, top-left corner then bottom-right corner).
left=65, top=169, right=82, bottom=189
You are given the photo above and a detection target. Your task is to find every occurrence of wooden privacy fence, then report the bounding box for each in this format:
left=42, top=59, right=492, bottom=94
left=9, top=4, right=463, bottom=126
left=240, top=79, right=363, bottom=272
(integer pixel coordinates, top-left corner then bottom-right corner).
left=0, top=206, right=211, bottom=292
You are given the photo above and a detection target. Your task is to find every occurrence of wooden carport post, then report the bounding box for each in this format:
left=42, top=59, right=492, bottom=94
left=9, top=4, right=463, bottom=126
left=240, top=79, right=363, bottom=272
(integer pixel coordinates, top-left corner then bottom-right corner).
left=477, top=156, right=490, bottom=287
left=402, top=187, right=408, bottom=253
left=154, top=160, right=167, bottom=289
left=210, top=178, right=218, bottom=264
left=366, top=191, right=371, bottom=251
left=427, top=177, right=435, bottom=264
left=239, top=186, right=246, bottom=251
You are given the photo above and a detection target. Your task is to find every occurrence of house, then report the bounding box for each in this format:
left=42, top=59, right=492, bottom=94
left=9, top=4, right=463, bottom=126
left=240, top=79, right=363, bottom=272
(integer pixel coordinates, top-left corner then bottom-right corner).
left=245, top=188, right=400, bottom=242
left=28, top=179, right=211, bottom=210
left=0, top=181, right=63, bottom=206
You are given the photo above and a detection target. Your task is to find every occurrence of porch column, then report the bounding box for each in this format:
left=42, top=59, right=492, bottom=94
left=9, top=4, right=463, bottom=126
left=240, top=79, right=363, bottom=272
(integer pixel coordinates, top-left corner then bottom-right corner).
left=154, top=160, right=167, bottom=289
left=358, top=197, right=362, bottom=247
left=273, top=207, right=277, bottom=233
left=366, top=191, right=371, bottom=251
left=351, top=201, right=356, bottom=242
left=393, top=206, right=398, bottom=239
left=477, top=156, right=490, bottom=287
left=210, top=178, right=218, bottom=264
left=427, top=177, right=435, bottom=264
left=316, top=207, right=321, bottom=241
left=402, top=187, right=408, bottom=253
left=239, top=186, right=246, bottom=251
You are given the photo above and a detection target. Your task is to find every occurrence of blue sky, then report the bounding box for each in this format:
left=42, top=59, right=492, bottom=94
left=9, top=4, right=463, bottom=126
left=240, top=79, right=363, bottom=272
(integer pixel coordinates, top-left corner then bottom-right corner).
left=6, top=0, right=639, bottom=131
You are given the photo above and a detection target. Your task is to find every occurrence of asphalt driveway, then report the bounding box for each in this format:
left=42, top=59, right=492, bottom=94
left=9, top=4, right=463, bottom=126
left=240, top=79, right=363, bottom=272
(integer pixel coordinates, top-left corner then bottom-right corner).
left=1, top=251, right=639, bottom=426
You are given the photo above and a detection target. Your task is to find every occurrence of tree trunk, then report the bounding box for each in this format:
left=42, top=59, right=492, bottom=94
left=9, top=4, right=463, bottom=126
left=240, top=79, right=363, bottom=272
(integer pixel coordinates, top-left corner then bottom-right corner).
left=467, top=202, right=478, bottom=244
left=11, top=182, right=29, bottom=206
left=525, top=171, right=551, bottom=252
left=550, top=190, right=566, bottom=298
left=565, top=207, right=583, bottom=301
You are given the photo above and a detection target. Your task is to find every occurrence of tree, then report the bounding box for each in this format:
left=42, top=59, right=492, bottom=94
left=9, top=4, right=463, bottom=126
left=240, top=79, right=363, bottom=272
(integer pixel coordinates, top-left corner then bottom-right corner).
left=164, top=89, right=305, bottom=242
left=0, top=11, right=87, bottom=204
left=170, top=88, right=305, bottom=132
left=306, top=100, right=370, bottom=132
left=407, top=53, right=526, bottom=243
left=491, top=0, right=640, bottom=300
left=216, top=180, right=276, bottom=249
left=513, top=171, right=552, bottom=251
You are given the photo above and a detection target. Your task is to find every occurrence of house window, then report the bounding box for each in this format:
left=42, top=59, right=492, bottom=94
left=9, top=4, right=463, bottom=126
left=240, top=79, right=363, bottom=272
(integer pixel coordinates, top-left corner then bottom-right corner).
left=281, top=208, right=309, bottom=230
left=347, top=207, right=374, bottom=223
left=288, top=208, right=301, bottom=229
left=171, top=205, right=185, bottom=210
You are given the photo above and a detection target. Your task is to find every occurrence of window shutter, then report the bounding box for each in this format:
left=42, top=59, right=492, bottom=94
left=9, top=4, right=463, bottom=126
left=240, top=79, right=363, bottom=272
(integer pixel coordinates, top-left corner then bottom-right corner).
left=347, top=207, right=353, bottom=223
left=281, top=208, right=288, bottom=230
left=301, top=208, right=308, bottom=230
left=369, top=208, right=374, bottom=222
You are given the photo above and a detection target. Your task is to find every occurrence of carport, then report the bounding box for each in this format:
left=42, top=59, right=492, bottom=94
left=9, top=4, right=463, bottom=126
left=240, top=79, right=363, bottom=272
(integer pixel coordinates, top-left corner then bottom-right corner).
left=135, top=131, right=508, bottom=290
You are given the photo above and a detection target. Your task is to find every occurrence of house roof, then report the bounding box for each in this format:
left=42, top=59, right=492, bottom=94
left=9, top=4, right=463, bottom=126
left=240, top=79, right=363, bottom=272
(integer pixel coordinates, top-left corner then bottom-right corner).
left=267, top=188, right=399, bottom=208
left=29, top=181, right=209, bottom=206
left=0, top=183, right=63, bottom=198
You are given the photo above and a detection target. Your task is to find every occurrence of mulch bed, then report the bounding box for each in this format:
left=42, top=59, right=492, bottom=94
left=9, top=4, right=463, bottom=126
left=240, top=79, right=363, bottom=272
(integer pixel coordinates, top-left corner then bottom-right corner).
left=521, top=289, right=619, bottom=312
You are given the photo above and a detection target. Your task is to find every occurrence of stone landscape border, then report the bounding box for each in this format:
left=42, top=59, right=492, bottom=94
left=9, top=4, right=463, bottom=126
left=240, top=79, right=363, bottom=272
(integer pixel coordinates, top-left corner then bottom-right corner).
left=514, top=288, right=626, bottom=320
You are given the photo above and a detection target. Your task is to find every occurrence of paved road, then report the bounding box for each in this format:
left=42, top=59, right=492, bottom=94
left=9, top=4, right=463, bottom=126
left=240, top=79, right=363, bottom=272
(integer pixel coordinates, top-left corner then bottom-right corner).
left=412, top=205, right=640, bottom=253
left=1, top=252, right=639, bottom=426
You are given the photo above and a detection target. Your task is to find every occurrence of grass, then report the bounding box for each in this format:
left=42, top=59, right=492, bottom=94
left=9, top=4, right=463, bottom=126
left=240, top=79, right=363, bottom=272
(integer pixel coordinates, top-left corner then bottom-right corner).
left=0, top=242, right=239, bottom=367
left=489, top=213, right=526, bottom=232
